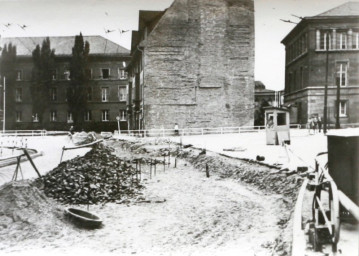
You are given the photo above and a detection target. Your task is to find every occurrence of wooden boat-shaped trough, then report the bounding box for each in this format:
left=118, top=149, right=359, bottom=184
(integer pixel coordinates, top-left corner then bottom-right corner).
left=64, top=208, right=102, bottom=229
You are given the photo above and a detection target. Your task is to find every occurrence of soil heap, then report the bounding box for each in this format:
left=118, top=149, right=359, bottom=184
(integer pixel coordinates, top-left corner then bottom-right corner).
left=0, top=181, right=64, bottom=247
left=42, top=145, right=144, bottom=204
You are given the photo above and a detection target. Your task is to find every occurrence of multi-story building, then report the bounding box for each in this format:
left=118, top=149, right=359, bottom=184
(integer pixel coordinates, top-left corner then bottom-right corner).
left=127, top=0, right=255, bottom=131
left=0, top=36, right=130, bottom=131
left=281, top=2, right=359, bottom=125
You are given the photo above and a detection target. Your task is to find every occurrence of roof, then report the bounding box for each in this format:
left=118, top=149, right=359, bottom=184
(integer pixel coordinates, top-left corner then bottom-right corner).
left=317, top=1, right=359, bottom=16
left=138, top=10, right=165, bottom=31
left=327, top=128, right=359, bottom=137
left=0, top=36, right=130, bottom=57
left=281, top=2, right=359, bottom=45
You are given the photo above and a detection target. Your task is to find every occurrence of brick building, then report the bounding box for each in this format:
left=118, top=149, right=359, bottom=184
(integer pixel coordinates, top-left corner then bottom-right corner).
left=281, top=2, right=359, bottom=125
left=127, top=0, right=255, bottom=130
left=0, top=36, right=130, bottom=131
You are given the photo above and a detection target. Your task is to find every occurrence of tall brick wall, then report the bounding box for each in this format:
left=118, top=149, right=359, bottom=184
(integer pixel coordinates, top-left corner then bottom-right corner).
left=143, top=0, right=254, bottom=129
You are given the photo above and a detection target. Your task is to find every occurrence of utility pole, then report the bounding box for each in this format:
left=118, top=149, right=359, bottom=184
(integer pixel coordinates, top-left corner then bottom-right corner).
left=335, top=68, right=341, bottom=129
left=323, top=33, right=329, bottom=134
left=2, top=76, right=5, bottom=133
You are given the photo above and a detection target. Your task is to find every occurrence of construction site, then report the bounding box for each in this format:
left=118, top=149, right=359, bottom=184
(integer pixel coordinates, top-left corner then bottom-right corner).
left=0, top=128, right=357, bottom=256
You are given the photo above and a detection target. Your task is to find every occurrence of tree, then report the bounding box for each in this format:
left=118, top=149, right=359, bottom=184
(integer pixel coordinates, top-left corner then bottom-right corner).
left=31, top=37, right=56, bottom=124
left=254, top=98, right=270, bottom=126
left=68, top=33, right=90, bottom=129
left=0, top=43, right=17, bottom=126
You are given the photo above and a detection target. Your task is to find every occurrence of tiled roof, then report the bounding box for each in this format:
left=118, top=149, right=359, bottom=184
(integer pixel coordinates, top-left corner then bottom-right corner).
left=316, top=1, right=359, bottom=16
left=0, top=36, right=130, bottom=57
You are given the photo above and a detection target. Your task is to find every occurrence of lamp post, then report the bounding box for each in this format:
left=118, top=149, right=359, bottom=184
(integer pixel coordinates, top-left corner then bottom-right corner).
left=1, top=76, right=5, bottom=134
left=323, top=33, right=329, bottom=134
left=116, top=116, right=121, bottom=135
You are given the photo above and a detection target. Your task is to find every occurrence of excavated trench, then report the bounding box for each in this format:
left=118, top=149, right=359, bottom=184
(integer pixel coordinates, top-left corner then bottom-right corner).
left=0, top=138, right=303, bottom=255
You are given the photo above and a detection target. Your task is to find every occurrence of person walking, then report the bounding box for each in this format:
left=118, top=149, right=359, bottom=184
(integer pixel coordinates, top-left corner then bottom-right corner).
left=307, top=117, right=312, bottom=134
left=317, top=116, right=322, bottom=133
left=313, top=116, right=318, bottom=134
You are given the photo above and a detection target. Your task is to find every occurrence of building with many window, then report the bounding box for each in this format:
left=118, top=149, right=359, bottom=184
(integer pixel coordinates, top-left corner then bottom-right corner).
left=281, top=2, right=359, bottom=125
left=127, top=0, right=255, bottom=130
left=0, top=36, right=130, bottom=131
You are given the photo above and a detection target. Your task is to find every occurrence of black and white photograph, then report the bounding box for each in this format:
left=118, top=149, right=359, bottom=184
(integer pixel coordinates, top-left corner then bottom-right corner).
left=0, top=0, right=358, bottom=255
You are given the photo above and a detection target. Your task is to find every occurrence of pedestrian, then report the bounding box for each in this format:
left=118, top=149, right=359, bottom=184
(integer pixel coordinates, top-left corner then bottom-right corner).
left=69, top=125, right=75, bottom=140
left=174, top=123, right=179, bottom=136
left=69, top=126, right=75, bottom=135
left=267, top=116, right=274, bottom=128
left=307, top=117, right=312, bottom=134
left=313, top=116, right=318, bottom=134
left=317, top=116, right=322, bottom=133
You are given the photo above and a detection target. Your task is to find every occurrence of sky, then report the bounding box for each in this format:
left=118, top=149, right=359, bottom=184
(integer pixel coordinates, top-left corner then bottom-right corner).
left=0, top=0, right=352, bottom=91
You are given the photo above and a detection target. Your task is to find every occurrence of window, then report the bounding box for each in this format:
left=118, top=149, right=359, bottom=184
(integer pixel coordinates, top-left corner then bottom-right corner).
left=102, top=110, right=109, bottom=122
left=50, top=111, right=57, bottom=122
left=16, top=70, right=22, bottom=81
left=85, top=69, right=92, bottom=79
left=337, top=31, right=347, bottom=50
left=120, top=110, right=127, bottom=121
left=16, top=111, right=22, bottom=122
left=51, top=69, right=57, bottom=80
left=119, top=68, right=127, bottom=79
left=87, top=87, right=92, bottom=101
left=336, top=62, right=348, bottom=87
left=339, top=101, right=347, bottom=117
left=320, top=31, right=331, bottom=50
left=66, top=88, right=73, bottom=102
left=118, top=87, right=126, bottom=101
left=64, top=70, right=70, bottom=80
left=84, top=110, right=92, bottom=121
left=51, top=88, right=57, bottom=101
left=101, top=69, right=110, bottom=79
left=300, top=67, right=304, bottom=89
left=277, top=113, right=287, bottom=126
left=67, top=112, right=73, bottom=123
left=15, top=88, right=22, bottom=102
left=102, top=87, right=109, bottom=102
left=32, top=113, right=39, bottom=122
left=353, top=32, right=359, bottom=49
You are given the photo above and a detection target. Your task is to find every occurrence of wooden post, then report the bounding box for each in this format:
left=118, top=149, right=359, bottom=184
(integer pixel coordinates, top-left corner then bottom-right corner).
left=23, top=149, right=42, bottom=178
left=206, top=163, right=210, bottom=178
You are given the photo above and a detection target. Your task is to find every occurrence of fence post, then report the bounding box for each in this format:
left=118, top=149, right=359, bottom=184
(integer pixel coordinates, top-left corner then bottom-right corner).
left=201, top=128, right=204, bottom=135
left=238, top=127, right=241, bottom=134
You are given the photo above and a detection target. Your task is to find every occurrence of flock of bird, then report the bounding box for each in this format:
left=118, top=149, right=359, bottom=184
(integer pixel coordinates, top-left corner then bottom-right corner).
left=1, top=12, right=130, bottom=35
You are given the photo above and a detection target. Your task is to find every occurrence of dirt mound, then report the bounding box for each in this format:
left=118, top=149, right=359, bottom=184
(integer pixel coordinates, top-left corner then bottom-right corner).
left=0, top=181, right=64, bottom=248
left=42, top=145, right=144, bottom=204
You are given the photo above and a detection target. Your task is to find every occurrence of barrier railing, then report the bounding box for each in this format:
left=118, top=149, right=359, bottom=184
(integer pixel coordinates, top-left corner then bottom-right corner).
left=0, top=130, right=47, bottom=137
left=116, top=124, right=302, bottom=138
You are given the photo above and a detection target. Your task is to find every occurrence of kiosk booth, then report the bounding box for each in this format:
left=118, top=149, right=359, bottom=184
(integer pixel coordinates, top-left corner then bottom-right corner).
left=264, top=107, right=290, bottom=145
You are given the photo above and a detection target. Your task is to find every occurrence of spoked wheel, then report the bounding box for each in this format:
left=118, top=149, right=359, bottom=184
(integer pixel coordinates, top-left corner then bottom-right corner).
left=312, top=179, right=340, bottom=252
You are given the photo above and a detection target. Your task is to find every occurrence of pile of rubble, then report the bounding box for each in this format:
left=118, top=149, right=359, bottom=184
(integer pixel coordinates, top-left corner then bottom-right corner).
left=42, top=145, right=143, bottom=204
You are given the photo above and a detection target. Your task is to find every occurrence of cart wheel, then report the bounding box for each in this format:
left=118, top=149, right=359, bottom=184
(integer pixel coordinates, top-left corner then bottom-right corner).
left=328, top=180, right=340, bottom=252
